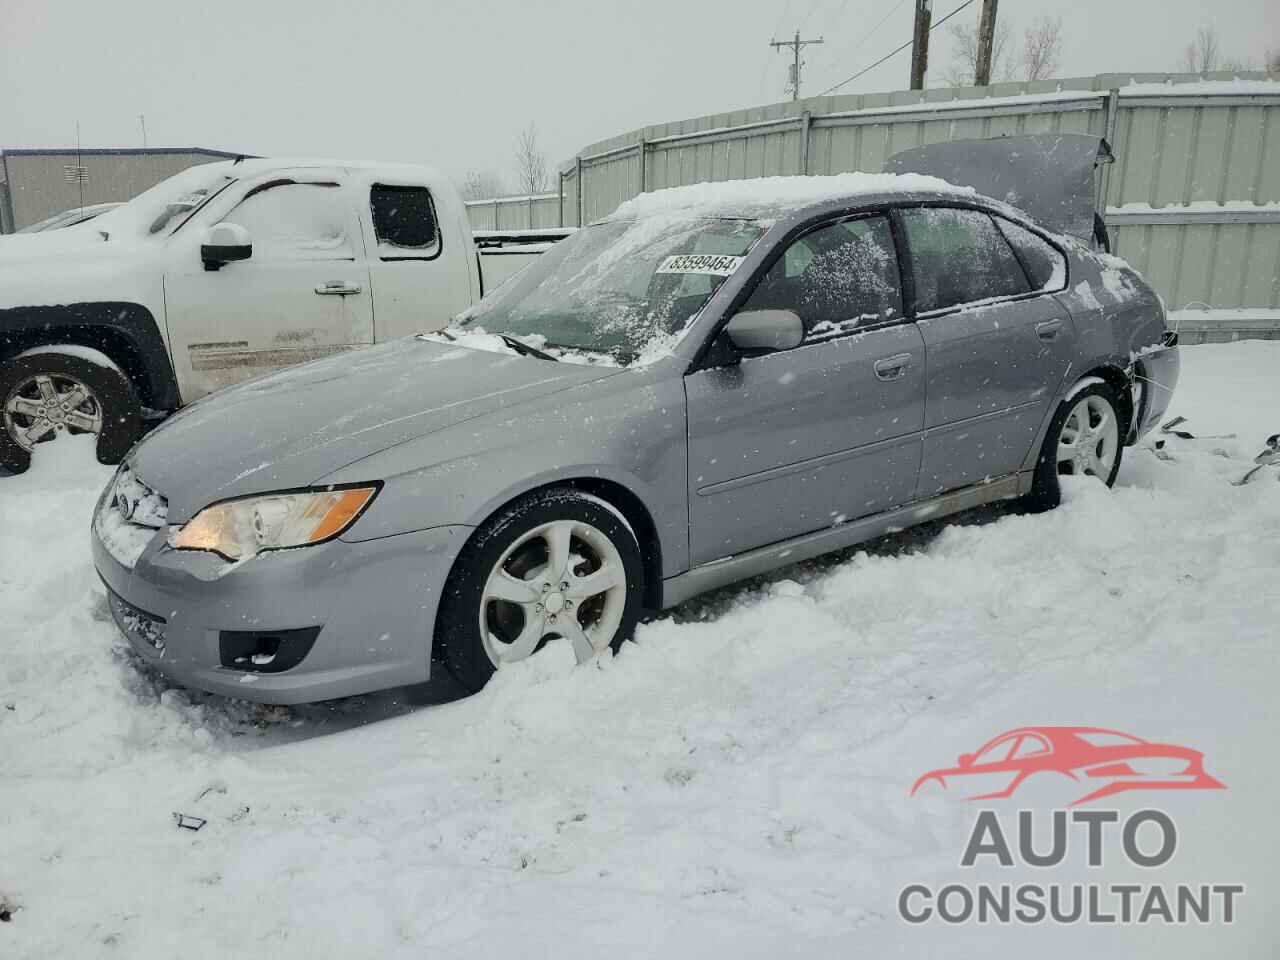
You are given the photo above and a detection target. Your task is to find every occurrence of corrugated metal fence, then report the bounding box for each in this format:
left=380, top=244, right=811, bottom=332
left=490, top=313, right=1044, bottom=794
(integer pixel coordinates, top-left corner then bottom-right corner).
left=469, top=72, right=1280, bottom=338
left=464, top=192, right=562, bottom=231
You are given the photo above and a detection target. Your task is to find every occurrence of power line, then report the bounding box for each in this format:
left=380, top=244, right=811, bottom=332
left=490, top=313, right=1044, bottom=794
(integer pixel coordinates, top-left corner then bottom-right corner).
left=817, top=0, right=976, bottom=96
left=810, top=0, right=907, bottom=79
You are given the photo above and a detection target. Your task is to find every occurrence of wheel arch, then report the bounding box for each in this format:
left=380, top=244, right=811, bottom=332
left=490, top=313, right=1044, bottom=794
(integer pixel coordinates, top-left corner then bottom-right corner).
left=1075, top=362, right=1134, bottom=439
left=445, top=475, right=666, bottom=613
left=0, top=302, right=180, bottom=411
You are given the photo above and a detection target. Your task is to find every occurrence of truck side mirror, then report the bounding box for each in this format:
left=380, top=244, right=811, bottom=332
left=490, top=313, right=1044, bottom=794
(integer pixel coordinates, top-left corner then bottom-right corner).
left=725, top=309, right=804, bottom=355
left=201, top=222, right=252, bottom=271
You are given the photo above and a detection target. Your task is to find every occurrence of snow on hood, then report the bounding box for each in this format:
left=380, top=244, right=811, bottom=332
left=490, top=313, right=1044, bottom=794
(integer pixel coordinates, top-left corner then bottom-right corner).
left=127, top=338, right=622, bottom=520
left=609, top=172, right=971, bottom=220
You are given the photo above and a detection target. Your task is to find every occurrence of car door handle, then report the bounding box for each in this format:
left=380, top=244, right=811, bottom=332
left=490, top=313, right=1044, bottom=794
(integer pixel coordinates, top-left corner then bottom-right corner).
left=315, top=281, right=362, bottom=296
left=873, top=353, right=913, bottom=381
left=1036, top=319, right=1065, bottom=340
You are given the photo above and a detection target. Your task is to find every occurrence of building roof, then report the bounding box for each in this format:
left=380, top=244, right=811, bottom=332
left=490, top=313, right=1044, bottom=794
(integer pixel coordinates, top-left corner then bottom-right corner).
left=0, top=147, right=249, bottom=159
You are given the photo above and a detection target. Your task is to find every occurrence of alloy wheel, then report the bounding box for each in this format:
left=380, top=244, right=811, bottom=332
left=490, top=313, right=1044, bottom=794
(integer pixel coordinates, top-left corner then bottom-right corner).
left=3, top=372, right=103, bottom=452
left=1056, top=394, right=1119, bottom=480
left=479, top=518, right=628, bottom=666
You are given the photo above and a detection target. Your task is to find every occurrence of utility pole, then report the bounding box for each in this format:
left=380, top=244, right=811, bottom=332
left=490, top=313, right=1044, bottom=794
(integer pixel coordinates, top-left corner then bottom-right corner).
left=974, top=0, right=999, bottom=86
left=909, top=0, right=932, bottom=90
left=139, top=114, right=148, bottom=148
left=770, top=29, right=824, bottom=101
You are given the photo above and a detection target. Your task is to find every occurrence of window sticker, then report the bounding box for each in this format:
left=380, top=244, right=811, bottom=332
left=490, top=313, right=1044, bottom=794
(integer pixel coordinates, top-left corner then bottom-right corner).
left=654, top=254, right=744, bottom=277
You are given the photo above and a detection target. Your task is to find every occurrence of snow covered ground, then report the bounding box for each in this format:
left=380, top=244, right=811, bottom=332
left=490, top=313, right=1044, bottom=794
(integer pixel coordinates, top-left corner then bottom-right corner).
left=2, top=342, right=1277, bottom=958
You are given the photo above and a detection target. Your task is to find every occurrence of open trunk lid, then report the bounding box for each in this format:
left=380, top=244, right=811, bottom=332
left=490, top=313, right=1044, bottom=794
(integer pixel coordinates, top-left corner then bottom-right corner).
left=883, top=133, right=1113, bottom=245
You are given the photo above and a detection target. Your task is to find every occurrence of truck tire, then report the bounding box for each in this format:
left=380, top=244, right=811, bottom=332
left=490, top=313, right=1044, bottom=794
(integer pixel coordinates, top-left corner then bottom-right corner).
left=0, top=351, right=142, bottom=474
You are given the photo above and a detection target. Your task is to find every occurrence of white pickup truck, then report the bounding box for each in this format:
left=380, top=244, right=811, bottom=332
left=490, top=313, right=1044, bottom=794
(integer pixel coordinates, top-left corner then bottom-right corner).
left=0, top=158, right=560, bottom=473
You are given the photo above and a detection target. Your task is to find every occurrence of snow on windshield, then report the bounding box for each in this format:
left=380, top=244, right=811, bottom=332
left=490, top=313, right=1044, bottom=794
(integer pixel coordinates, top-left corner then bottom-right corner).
left=452, top=216, right=768, bottom=365
left=87, top=163, right=235, bottom=241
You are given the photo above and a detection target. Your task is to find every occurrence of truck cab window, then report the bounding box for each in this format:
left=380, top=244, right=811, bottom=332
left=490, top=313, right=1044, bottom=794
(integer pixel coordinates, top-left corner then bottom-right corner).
left=370, top=184, right=439, bottom=257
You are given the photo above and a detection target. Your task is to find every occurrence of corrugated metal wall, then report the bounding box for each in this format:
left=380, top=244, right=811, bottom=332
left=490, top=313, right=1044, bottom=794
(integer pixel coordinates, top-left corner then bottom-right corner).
left=464, top=193, right=562, bottom=231
left=476, top=72, right=1279, bottom=329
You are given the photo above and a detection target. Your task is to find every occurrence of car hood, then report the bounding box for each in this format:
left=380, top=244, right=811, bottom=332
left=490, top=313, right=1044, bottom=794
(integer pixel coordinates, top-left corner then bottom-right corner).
left=128, top=338, right=622, bottom=521
left=0, top=231, right=157, bottom=312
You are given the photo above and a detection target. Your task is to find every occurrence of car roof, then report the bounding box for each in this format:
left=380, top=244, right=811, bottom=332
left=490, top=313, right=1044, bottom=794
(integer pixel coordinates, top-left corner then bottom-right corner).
left=198, top=156, right=448, bottom=182
left=604, top=172, right=980, bottom=223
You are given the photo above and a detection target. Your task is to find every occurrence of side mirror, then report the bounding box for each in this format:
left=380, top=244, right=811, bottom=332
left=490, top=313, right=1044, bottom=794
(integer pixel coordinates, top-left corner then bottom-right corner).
left=201, top=222, right=252, bottom=271
left=958, top=753, right=975, bottom=768
left=724, top=309, right=804, bottom=355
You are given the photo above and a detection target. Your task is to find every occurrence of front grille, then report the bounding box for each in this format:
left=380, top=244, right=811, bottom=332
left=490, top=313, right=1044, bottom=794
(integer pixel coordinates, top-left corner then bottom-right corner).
left=105, top=584, right=168, bottom=654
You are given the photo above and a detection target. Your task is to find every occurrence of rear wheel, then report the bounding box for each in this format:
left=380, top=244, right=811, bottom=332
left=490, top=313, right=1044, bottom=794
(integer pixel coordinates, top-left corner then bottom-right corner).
left=435, top=488, right=645, bottom=693
left=1022, top=382, right=1124, bottom=512
left=0, top=352, right=142, bottom=474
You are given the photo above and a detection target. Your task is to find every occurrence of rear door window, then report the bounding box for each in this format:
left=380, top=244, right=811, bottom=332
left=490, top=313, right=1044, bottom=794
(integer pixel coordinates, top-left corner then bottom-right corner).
left=900, top=207, right=1030, bottom=313
left=370, top=184, right=440, bottom=258
left=742, top=214, right=903, bottom=342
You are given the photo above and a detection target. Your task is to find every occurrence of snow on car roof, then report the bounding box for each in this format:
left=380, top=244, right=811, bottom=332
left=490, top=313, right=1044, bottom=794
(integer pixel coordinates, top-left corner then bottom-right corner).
left=609, top=172, right=973, bottom=220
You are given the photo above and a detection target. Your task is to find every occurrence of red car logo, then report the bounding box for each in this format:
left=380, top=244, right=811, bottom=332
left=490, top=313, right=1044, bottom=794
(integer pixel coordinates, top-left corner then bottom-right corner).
left=911, top=727, right=1226, bottom=806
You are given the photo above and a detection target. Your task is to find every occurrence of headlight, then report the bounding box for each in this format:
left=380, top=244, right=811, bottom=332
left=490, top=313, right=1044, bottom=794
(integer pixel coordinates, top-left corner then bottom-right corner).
left=170, top=486, right=379, bottom=561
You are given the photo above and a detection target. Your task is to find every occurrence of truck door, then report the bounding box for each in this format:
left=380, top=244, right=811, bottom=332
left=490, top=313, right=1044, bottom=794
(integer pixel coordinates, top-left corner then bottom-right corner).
left=162, top=174, right=374, bottom=400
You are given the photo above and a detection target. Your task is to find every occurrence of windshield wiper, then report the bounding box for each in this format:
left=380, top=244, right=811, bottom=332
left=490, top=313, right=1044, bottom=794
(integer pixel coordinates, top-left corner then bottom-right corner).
left=499, top=334, right=558, bottom=362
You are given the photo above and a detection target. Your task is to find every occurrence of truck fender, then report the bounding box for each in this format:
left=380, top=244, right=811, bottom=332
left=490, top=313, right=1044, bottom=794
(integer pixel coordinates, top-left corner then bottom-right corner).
left=0, top=301, right=180, bottom=410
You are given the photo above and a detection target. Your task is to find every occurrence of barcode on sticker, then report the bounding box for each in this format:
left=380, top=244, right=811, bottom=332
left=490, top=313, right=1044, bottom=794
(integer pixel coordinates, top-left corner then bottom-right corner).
left=655, top=254, right=744, bottom=277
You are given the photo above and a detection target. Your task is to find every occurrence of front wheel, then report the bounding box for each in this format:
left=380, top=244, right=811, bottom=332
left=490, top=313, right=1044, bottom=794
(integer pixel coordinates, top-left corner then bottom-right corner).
left=1022, top=382, right=1124, bottom=512
left=435, top=488, right=645, bottom=693
left=0, top=351, right=142, bottom=474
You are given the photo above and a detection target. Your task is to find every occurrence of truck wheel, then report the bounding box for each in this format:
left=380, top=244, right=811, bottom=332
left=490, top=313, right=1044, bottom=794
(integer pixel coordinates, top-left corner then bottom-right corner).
left=0, top=352, right=142, bottom=474
left=1022, top=382, right=1125, bottom=513
left=435, top=488, right=645, bottom=693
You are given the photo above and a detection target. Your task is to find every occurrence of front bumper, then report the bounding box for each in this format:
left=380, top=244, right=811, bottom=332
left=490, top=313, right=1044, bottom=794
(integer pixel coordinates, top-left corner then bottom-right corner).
left=92, top=484, right=472, bottom=703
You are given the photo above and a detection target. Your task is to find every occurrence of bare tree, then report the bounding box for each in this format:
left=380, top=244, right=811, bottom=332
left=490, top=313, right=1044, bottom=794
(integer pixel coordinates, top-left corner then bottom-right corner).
left=1182, top=25, right=1221, bottom=73
left=944, top=19, right=1012, bottom=86
left=1020, top=15, right=1063, bottom=81
left=461, top=169, right=505, bottom=201
left=513, top=123, right=548, bottom=196
left=1268, top=48, right=1280, bottom=74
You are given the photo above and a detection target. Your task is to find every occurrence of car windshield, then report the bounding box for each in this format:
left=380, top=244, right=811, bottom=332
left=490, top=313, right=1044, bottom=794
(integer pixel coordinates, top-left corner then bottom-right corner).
left=88, top=164, right=235, bottom=241
left=456, top=216, right=768, bottom=364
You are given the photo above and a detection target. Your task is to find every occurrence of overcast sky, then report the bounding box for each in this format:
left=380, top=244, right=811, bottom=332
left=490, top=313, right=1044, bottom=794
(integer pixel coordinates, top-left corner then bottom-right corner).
left=3, top=0, right=1276, bottom=191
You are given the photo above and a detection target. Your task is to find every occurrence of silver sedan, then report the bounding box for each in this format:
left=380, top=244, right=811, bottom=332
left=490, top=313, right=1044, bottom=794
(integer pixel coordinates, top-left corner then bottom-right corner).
left=92, top=178, right=1179, bottom=702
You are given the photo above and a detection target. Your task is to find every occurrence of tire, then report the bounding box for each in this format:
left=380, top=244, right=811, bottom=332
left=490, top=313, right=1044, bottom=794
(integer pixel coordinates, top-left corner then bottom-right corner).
left=0, top=352, right=142, bottom=474
left=436, top=487, right=646, bottom=693
left=1022, top=381, right=1125, bottom=513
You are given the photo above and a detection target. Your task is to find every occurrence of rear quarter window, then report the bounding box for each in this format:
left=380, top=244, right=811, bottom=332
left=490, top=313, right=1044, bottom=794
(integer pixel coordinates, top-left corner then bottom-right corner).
left=995, top=217, right=1067, bottom=291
